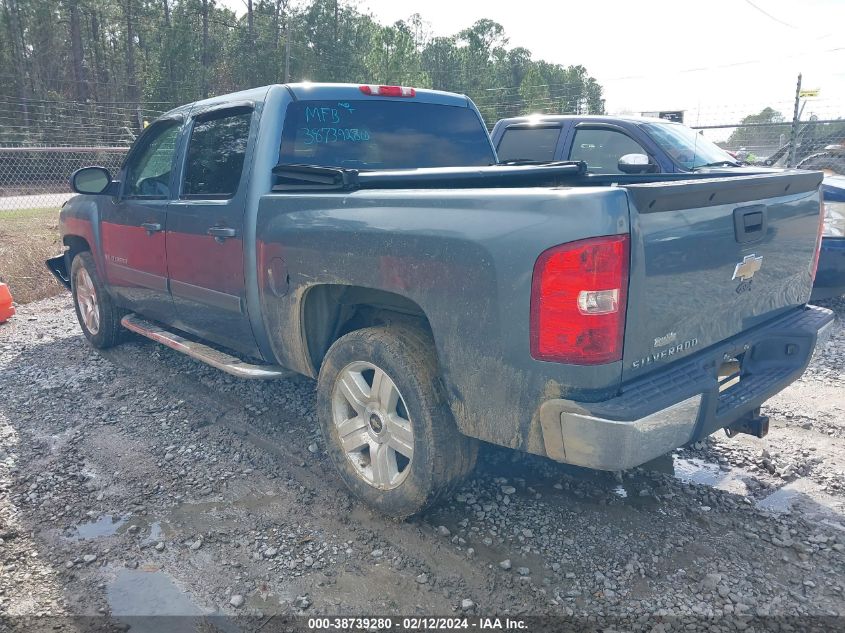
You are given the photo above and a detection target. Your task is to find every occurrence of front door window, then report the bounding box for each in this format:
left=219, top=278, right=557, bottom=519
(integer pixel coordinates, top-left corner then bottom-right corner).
left=569, top=128, right=649, bottom=174
left=124, top=122, right=180, bottom=198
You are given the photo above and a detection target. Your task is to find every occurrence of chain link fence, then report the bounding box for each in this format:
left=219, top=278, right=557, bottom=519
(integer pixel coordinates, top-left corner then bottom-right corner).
left=0, top=146, right=130, bottom=304
left=694, top=119, right=845, bottom=174
left=0, top=94, right=841, bottom=307
left=1, top=98, right=843, bottom=216
left=0, top=96, right=163, bottom=213
left=0, top=147, right=128, bottom=213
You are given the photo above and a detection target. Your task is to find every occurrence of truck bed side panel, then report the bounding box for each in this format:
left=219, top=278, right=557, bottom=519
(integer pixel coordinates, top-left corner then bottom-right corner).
left=255, top=187, right=630, bottom=453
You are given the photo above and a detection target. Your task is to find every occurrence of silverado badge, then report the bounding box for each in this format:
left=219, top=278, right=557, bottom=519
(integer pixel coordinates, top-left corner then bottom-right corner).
left=653, top=332, right=677, bottom=348
left=732, top=254, right=763, bottom=281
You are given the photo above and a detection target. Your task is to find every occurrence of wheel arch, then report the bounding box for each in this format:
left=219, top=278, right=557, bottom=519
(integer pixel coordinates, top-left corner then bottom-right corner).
left=63, top=234, right=92, bottom=266
left=300, top=284, right=437, bottom=376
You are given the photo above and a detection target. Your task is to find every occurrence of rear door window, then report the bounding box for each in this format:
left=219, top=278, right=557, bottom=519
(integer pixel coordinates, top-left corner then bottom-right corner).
left=496, top=126, right=561, bottom=162
left=182, top=107, right=253, bottom=198
left=279, top=100, right=495, bottom=169
left=568, top=128, right=648, bottom=174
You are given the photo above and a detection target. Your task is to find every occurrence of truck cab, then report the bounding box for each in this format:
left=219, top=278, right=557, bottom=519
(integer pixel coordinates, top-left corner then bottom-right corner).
left=491, top=114, right=753, bottom=174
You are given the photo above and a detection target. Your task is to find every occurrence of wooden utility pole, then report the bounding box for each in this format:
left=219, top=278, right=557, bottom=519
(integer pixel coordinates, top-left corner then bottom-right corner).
left=3, top=0, right=30, bottom=127
left=201, top=0, right=210, bottom=98
left=68, top=0, right=89, bottom=102
left=124, top=0, right=142, bottom=129
left=284, top=20, right=291, bottom=83
left=787, top=73, right=802, bottom=168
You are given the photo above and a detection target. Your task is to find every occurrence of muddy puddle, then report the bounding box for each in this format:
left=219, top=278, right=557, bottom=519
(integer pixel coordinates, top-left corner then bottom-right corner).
left=106, top=566, right=206, bottom=617
left=478, top=447, right=845, bottom=525
left=69, top=493, right=287, bottom=545
left=756, top=478, right=845, bottom=529
left=140, top=520, right=165, bottom=546
left=670, top=457, right=750, bottom=495
left=70, top=514, right=129, bottom=540
left=105, top=566, right=247, bottom=632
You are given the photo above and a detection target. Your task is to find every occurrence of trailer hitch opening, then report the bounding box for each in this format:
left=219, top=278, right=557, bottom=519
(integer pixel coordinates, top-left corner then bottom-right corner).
left=725, top=408, right=770, bottom=439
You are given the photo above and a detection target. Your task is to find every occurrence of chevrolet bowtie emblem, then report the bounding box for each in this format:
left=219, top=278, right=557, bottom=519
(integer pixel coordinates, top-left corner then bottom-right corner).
left=732, top=254, right=763, bottom=281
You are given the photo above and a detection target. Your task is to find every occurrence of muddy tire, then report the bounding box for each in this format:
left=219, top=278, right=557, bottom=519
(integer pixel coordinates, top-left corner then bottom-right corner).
left=317, top=325, right=477, bottom=518
left=70, top=252, right=124, bottom=349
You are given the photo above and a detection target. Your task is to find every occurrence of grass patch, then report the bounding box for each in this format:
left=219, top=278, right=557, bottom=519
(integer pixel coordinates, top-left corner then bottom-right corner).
left=0, top=207, right=64, bottom=304
left=2, top=206, right=64, bottom=220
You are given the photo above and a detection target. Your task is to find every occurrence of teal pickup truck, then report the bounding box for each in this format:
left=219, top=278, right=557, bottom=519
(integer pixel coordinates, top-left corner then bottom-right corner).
left=49, top=83, right=833, bottom=517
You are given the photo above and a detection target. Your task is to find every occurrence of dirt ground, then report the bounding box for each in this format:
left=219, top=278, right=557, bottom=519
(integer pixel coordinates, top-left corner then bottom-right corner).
left=0, top=295, right=843, bottom=632
left=0, top=207, right=63, bottom=304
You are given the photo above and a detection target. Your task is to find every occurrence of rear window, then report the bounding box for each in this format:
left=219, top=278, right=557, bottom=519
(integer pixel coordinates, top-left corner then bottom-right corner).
left=278, top=100, right=495, bottom=169
left=496, top=126, right=561, bottom=162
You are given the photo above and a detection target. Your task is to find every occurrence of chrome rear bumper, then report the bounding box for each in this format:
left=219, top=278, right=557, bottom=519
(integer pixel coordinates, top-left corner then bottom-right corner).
left=539, top=306, right=834, bottom=471
left=540, top=395, right=702, bottom=470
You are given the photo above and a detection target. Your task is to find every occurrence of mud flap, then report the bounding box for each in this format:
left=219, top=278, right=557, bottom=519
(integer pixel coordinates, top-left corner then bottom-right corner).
left=46, top=254, right=71, bottom=290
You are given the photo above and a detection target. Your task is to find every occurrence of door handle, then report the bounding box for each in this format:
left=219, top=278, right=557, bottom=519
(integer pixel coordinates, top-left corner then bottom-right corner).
left=207, top=226, right=237, bottom=241
left=141, top=222, right=162, bottom=235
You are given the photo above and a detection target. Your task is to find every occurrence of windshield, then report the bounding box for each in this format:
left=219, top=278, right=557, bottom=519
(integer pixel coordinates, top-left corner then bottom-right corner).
left=279, top=100, right=495, bottom=170
left=641, top=122, right=737, bottom=170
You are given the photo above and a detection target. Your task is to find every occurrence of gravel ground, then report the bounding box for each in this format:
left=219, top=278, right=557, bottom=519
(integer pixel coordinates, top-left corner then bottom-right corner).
left=0, top=295, right=843, bottom=632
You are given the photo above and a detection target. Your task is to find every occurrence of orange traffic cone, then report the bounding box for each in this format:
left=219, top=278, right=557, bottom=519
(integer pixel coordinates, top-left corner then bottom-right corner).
left=0, top=283, right=15, bottom=323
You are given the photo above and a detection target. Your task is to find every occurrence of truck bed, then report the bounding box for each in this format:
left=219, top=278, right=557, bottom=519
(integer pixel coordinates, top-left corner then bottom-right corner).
left=256, top=168, right=825, bottom=456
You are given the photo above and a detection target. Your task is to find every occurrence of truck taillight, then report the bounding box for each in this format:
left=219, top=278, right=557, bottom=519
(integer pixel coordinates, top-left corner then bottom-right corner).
left=530, top=235, right=630, bottom=365
left=810, top=197, right=825, bottom=282
left=359, top=85, right=416, bottom=97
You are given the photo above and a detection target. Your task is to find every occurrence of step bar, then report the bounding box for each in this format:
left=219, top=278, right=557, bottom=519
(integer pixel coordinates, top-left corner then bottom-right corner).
left=121, top=314, right=292, bottom=380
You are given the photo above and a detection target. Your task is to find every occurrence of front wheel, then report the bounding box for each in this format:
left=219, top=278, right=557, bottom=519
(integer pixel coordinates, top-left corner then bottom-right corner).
left=317, top=325, right=477, bottom=518
left=70, top=252, right=124, bottom=349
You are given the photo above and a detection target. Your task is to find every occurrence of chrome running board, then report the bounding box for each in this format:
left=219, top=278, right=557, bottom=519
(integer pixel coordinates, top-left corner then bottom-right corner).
left=121, top=314, right=292, bottom=380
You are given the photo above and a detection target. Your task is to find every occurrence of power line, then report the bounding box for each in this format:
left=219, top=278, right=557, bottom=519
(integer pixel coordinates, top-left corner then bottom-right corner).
left=742, top=0, right=798, bottom=29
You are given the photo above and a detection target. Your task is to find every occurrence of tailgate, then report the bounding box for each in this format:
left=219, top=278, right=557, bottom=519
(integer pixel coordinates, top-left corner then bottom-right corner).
left=622, top=171, right=823, bottom=381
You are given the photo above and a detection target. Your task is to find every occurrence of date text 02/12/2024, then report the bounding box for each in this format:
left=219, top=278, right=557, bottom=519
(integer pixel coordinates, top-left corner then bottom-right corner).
left=306, top=616, right=529, bottom=630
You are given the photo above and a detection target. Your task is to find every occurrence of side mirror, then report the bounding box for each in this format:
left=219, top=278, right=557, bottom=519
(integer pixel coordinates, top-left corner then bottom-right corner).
left=70, top=166, right=114, bottom=195
left=618, top=153, right=656, bottom=174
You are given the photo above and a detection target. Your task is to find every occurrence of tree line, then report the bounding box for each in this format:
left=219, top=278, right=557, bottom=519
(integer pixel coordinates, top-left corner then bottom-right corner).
left=0, top=0, right=605, bottom=145
left=724, top=106, right=845, bottom=164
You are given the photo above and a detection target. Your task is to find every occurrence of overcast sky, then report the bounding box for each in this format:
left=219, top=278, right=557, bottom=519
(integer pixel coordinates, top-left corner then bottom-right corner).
left=218, top=0, right=844, bottom=127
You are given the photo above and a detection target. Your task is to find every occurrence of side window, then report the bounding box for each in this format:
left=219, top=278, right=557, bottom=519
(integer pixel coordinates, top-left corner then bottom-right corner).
left=569, top=128, right=649, bottom=174
left=124, top=122, right=180, bottom=198
left=182, top=108, right=252, bottom=199
left=496, top=126, right=561, bottom=162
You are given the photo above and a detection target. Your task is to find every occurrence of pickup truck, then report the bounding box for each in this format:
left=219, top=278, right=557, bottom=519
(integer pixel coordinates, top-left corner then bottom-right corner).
left=817, top=175, right=845, bottom=299
left=48, top=83, right=833, bottom=518
left=491, top=113, right=844, bottom=300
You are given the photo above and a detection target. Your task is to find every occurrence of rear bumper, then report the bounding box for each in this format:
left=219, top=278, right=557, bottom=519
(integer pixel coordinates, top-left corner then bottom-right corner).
left=539, top=305, right=834, bottom=470
left=811, top=237, right=845, bottom=300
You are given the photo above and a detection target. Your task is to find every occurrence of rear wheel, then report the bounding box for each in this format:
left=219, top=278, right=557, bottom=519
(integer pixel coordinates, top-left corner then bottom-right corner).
left=317, top=325, right=477, bottom=518
left=71, top=252, right=124, bottom=349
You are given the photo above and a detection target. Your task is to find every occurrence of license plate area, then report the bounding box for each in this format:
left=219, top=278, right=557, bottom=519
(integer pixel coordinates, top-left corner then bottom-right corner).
left=717, top=355, right=743, bottom=393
